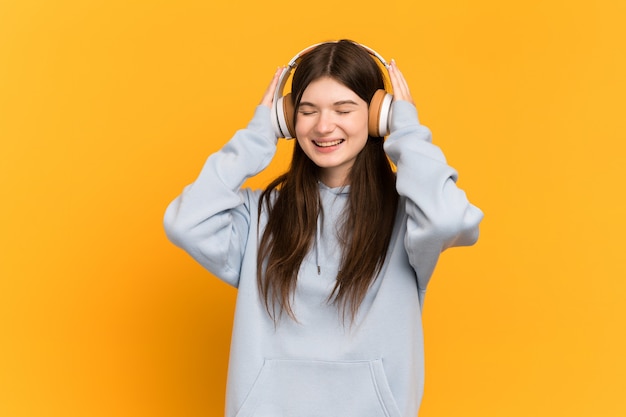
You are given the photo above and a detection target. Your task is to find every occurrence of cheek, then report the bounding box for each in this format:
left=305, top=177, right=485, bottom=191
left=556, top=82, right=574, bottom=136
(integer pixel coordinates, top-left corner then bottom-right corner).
left=351, top=112, right=370, bottom=137
left=294, top=125, right=310, bottom=150
left=294, top=116, right=308, bottom=140
left=295, top=136, right=307, bottom=151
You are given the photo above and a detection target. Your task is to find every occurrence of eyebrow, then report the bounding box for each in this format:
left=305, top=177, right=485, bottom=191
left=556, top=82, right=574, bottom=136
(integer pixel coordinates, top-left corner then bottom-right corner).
left=298, top=100, right=360, bottom=108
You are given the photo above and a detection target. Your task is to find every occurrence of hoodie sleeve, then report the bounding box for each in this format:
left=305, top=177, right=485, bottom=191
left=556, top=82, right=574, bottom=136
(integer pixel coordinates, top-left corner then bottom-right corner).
left=163, top=105, right=277, bottom=287
left=384, top=100, right=483, bottom=291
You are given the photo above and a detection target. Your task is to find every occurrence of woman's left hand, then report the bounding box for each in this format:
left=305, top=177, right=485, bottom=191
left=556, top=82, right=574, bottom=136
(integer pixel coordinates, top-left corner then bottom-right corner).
left=388, top=59, right=414, bottom=104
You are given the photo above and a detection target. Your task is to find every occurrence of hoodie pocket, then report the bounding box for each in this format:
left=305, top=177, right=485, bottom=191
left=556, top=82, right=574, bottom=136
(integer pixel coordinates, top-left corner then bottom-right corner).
left=235, top=358, right=402, bottom=417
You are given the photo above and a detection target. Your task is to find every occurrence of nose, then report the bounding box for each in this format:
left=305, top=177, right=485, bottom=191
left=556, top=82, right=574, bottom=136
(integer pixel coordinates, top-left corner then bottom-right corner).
left=314, top=111, right=335, bottom=134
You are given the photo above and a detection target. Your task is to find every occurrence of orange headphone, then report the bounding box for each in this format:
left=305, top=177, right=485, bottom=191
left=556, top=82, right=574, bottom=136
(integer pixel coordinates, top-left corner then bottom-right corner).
left=271, top=42, right=394, bottom=139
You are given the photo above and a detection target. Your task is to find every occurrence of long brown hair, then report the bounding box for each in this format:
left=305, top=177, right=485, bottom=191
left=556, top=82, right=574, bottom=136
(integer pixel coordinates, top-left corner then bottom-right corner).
left=257, top=40, right=399, bottom=322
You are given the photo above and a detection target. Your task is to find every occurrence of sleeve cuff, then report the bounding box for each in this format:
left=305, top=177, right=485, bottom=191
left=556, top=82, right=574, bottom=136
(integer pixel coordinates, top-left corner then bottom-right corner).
left=390, top=100, right=420, bottom=132
left=246, top=105, right=276, bottom=144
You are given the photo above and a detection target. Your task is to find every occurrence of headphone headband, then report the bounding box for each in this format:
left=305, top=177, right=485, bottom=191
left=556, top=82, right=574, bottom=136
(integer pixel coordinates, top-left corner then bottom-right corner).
left=286, top=42, right=389, bottom=68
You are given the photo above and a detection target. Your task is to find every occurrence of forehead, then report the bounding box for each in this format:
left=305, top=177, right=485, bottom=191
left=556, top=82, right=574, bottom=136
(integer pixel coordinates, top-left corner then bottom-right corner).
left=300, top=77, right=365, bottom=105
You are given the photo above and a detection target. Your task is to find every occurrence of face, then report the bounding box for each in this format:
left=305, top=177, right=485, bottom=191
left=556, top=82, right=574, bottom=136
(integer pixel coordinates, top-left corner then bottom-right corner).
left=295, top=76, right=369, bottom=188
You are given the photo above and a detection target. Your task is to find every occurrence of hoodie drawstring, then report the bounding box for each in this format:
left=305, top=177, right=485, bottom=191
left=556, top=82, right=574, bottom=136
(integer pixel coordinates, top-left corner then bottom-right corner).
left=316, top=211, right=321, bottom=275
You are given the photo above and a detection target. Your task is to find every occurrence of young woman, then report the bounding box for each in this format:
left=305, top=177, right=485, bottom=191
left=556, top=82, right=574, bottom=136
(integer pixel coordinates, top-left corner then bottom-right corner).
left=164, top=40, right=483, bottom=417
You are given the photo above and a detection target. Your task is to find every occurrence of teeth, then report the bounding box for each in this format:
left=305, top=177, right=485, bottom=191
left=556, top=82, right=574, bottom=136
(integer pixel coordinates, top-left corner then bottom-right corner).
left=314, top=139, right=344, bottom=147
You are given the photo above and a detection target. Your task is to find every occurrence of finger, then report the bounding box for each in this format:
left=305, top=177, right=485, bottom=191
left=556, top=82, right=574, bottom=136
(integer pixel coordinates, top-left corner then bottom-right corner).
left=390, top=60, right=409, bottom=100
left=389, top=60, right=413, bottom=103
left=259, top=66, right=282, bottom=107
left=260, top=66, right=284, bottom=107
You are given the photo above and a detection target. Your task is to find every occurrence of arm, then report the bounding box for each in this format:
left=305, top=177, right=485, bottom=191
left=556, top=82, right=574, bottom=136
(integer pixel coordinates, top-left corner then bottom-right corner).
left=163, top=69, right=283, bottom=286
left=384, top=61, right=483, bottom=290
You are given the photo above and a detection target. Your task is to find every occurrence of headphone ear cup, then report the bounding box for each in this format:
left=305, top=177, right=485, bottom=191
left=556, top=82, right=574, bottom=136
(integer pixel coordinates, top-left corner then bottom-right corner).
left=282, top=93, right=295, bottom=139
left=368, top=89, right=393, bottom=137
left=273, top=93, right=296, bottom=139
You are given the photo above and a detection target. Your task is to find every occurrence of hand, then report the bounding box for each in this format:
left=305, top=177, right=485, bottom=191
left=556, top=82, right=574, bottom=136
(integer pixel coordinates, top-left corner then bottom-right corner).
left=260, top=66, right=284, bottom=108
left=388, top=59, right=414, bottom=104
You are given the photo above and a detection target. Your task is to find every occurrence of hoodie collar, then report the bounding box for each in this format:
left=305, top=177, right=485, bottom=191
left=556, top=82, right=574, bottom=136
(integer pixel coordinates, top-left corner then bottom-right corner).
left=318, top=181, right=350, bottom=195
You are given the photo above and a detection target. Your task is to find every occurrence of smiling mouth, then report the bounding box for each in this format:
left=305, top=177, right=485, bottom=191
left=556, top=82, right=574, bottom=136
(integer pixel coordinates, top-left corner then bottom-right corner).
left=314, top=139, right=344, bottom=148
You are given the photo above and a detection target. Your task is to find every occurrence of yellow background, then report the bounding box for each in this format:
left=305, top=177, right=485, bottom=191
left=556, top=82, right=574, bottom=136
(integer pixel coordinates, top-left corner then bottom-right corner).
left=1, top=0, right=625, bottom=416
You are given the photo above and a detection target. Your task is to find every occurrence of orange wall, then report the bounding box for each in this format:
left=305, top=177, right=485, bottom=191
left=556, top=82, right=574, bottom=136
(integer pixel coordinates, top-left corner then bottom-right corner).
left=2, top=0, right=625, bottom=416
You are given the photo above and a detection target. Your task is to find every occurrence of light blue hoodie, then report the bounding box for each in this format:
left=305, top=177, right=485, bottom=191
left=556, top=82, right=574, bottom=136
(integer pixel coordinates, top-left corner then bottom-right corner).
left=164, top=100, right=483, bottom=417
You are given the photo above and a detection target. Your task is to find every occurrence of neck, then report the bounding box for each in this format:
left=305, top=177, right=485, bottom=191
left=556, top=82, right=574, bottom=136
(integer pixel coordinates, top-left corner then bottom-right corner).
left=319, top=170, right=349, bottom=188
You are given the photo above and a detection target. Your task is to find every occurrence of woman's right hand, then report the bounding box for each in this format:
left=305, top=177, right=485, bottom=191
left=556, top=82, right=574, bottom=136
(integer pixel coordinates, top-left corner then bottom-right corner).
left=260, top=66, right=284, bottom=108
